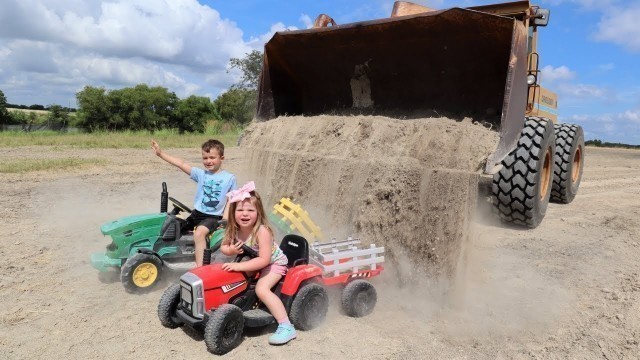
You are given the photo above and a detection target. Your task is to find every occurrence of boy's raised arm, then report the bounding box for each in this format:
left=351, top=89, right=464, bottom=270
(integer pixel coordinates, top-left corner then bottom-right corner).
left=151, top=139, right=192, bottom=175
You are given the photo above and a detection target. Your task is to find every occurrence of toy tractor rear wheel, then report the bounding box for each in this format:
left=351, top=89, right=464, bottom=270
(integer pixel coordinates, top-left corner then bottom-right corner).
left=204, top=304, right=244, bottom=355
left=341, top=279, right=377, bottom=317
left=158, top=284, right=183, bottom=328
left=290, top=283, right=329, bottom=330
left=120, top=253, right=162, bottom=293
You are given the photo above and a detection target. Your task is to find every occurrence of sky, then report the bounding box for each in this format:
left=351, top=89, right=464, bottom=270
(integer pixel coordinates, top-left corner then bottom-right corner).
left=0, top=0, right=639, bottom=144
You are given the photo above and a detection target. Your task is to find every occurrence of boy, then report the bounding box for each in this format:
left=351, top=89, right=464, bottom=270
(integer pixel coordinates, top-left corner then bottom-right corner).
left=151, top=139, right=236, bottom=267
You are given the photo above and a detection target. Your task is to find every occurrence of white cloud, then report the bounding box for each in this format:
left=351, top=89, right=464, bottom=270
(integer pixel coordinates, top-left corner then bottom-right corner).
left=541, top=65, right=576, bottom=83
left=598, top=63, right=615, bottom=71
left=593, top=4, right=640, bottom=52
left=562, top=110, right=640, bottom=144
left=246, top=23, right=299, bottom=51
left=621, top=110, right=640, bottom=123
left=0, top=0, right=255, bottom=106
left=547, top=0, right=640, bottom=53
left=300, top=14, right=313, bottom=29
left=558, top=83, right=606, bottom=99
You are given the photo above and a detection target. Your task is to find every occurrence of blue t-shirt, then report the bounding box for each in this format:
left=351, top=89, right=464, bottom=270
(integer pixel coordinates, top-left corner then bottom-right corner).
left=189, top=169, right=237, bottom=216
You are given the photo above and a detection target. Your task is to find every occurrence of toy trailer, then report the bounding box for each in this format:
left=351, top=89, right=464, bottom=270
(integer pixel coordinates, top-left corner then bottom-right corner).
left=310, top=237, right=384, bottom=317
left=311, top=237, right=384, bottom=282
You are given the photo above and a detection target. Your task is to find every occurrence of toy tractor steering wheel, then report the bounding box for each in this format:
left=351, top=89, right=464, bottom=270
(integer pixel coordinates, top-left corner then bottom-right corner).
left=234, top=243, right=259, bottom=262
left=168, top=197, right=192, bottom=214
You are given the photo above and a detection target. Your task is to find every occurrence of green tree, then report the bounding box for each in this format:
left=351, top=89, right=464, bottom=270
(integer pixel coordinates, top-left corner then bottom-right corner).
left=76, top=86, right=110, bottom=132
left=0, top=90, right=10, bottom=127
left=213, top=88, right=256, bottom=124
left=47, top=105, right=70, bottom=131
left=228, top=50, right=263, bottom=90
left=214, top=50, right=263, bottom=123
left=76, top=84, right=178, bottom=131
left=173, top=95, right=214, bottom=133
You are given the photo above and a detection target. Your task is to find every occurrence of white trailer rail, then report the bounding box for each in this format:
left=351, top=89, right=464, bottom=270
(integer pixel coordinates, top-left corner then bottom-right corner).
left=310, top=237, right=385, bottom=277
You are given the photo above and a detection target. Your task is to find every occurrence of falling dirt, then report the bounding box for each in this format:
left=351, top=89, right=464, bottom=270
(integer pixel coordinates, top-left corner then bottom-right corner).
left=239, top=115, right=499, bottom=277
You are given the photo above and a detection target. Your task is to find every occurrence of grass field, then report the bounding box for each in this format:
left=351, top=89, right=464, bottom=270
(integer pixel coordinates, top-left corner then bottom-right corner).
left=0, top=128, right=241, bottom=149
left=0, top=158, right=105, bottom=173
left=8, top=108, right=51, bottom=115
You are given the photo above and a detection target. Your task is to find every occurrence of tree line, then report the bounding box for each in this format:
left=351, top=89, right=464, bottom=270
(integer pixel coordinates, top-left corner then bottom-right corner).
left=585, top=139, right=640, bottom=149
left=0, top=50, right=262, bottom=133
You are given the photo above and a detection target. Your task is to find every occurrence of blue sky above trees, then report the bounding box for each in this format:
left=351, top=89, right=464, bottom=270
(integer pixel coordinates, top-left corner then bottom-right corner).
left=0, top=0, right=638, bottom=144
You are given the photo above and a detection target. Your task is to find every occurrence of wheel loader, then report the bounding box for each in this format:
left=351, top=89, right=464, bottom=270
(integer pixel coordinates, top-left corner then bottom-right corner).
left=253, top=0, right=584, bottom=229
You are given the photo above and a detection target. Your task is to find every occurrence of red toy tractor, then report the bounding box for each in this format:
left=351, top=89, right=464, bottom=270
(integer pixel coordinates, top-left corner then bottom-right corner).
left=158, top=234, right=384, bottom=354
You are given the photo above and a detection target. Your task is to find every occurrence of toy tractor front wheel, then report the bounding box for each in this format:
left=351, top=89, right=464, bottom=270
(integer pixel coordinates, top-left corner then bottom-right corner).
left=290, top=283, right=329, bottom=330
left=120, top=253, right=162, bottom=293
left=158, top=284, right=183, bottom=328
left=341, top=280, right=377, bottom=317
left=204, top=304, right=244, bottom=355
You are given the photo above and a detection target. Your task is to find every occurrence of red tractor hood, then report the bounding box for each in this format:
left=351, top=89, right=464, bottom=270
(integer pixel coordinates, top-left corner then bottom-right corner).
left=188, top=263, right=247, bottom=290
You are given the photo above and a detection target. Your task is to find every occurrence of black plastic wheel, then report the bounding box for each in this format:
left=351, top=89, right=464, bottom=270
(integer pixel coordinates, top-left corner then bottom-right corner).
left=492, top=117, right=555, bottom=228
left=120, top=252, right=163, bottom=293
left=341, top=280, right=377, bottom=318
left=290, top=283, right=329, bottom=331
left=204, top=304, right=244, bottom=355
left=158, top=284, right=183, bottom=328
left=551, top=124, right=585, bottom=204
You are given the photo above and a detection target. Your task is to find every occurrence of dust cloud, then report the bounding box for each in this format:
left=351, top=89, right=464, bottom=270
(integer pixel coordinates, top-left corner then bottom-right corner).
left=238, top=115, right=572, bottom=337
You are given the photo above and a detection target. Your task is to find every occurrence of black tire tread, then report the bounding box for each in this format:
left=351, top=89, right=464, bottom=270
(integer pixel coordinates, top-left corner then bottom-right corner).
left=290, top=283, right=329, bottom=331
left=492, top=117, right=555, bottom=228
left=120, top=252, right=163, bottom=293
left=157, top=283, right=183, bottom=328
left=204, top=304, right=244, bottom=355
left=550, top=123, right=584, bottom=204
left=341, top=280, right=377, bottom=318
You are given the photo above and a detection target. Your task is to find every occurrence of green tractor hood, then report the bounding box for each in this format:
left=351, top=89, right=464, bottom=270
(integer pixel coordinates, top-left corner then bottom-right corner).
left=101, top=213, right=167, bottom=237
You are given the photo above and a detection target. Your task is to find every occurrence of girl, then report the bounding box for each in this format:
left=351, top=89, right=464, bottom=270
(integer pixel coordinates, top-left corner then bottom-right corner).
left=220, top=181, right=297, bottom=345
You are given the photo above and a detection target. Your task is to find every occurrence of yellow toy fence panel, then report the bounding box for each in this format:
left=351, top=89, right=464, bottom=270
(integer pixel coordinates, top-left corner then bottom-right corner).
left=272, top=198, right=324, bottom=242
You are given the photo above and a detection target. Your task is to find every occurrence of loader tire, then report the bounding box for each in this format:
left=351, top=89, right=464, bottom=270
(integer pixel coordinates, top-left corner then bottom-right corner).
left=492, top=117, right=555, bottom=228
left=550, top=124, right=584, bottom=204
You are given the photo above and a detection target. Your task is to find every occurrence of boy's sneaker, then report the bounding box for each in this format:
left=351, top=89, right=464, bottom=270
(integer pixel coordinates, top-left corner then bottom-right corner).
left=268, top=323, right=297, bottom=345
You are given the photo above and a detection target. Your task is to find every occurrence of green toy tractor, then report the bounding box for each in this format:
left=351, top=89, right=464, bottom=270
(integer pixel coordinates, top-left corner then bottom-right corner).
left=90, top=182, right=227, bottom=293
left=91, top=183, right=322, bottom=293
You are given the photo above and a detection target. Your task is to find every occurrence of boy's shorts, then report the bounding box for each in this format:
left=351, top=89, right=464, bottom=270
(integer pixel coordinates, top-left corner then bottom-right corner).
left=186, top=209, right=222, bottom=231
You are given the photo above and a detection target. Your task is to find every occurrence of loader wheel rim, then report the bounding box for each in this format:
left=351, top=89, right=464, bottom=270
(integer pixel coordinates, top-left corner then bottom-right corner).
left=132, top=262, right=158, bottom=287
left=571, top=145, right=583, bottom=184
left=540, top=146, right=552, bottom=199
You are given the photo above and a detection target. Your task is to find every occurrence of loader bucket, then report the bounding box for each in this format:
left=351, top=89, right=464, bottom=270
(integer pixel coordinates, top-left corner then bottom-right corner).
left=256, top=7, right=529, bottom=172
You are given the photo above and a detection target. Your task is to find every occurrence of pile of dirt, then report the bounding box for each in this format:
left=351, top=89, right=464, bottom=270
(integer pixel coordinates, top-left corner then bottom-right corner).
left=239, top=115, right=499, bottom=277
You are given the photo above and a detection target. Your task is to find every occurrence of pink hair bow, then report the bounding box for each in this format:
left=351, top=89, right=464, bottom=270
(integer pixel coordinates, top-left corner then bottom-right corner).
left=227, top=181, right=256, bottom=203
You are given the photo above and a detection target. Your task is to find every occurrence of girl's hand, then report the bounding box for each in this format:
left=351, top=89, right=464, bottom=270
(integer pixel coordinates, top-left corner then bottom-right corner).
left=222, top=263, right=241, bottom=272
left=151, top=139, right=161, bottom=156
left=229, top=240, right=245, bottom=255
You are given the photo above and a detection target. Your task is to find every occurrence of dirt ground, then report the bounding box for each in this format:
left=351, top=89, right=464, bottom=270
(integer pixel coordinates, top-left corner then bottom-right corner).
left=0, top=142, right=639, bottom=359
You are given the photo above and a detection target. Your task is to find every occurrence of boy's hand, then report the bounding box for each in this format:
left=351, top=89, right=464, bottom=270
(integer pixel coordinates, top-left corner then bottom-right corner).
left=151, top=139, right=162, bottom=156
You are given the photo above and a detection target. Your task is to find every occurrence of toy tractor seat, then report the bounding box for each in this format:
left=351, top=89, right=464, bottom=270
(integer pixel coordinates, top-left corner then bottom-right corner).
left=279, top=234, right=309, bottom=268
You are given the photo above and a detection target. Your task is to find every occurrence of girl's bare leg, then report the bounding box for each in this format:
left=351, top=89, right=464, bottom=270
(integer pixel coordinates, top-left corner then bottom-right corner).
left=256, top=272, right=288, bottom=322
